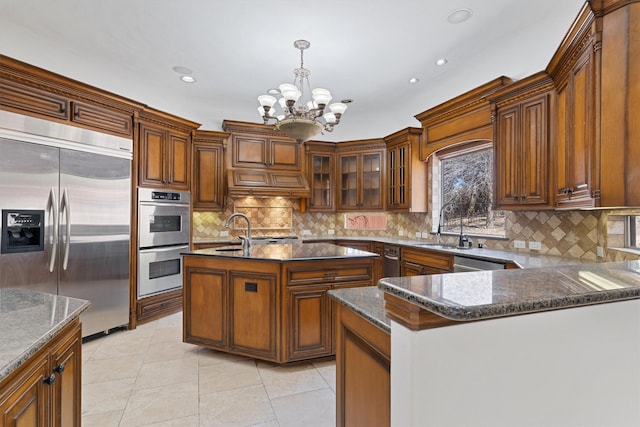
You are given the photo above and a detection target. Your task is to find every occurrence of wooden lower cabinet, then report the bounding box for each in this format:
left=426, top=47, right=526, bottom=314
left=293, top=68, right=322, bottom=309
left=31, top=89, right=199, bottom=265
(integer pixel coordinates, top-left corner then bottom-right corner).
left=0, top=319, right=82, bottom=427
left=286, top=284, right=332, bottom=361
left=136, top=289, right=183, bottom=325
left=183, top=254, right=375, bottom=363
left=183, top=256, right=282, bottom=362
left=400, top=247, right=453, bottom=276
left=335, top=300, right=390, bottom=427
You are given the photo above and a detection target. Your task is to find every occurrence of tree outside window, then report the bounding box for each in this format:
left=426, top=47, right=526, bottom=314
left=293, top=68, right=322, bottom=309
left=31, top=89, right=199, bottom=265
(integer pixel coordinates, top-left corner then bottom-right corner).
left=440, top=148, right=505, bottom=237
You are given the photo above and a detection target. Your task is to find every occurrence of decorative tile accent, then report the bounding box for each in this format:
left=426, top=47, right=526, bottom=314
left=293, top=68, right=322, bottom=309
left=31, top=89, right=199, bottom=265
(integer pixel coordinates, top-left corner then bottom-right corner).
left=191, top=197, right=640, bottom=262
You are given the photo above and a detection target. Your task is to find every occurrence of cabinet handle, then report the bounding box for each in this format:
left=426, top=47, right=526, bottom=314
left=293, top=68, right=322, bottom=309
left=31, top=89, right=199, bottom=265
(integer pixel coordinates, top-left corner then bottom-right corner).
left=53, top=363, right=66, bottom=374
left=43, top=374, right=56, bottom=385
left=513, top=195, right=519, bottom=201
left=324, top=271, right=338, bottom=277
left=520, top=195, right=526, bottom=200
left=59, top=106, right=66, bottom=114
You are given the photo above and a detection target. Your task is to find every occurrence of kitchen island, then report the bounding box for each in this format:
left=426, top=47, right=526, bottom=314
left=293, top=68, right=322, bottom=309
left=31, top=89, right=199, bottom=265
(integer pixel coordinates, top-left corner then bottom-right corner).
left=329, top=261, right=640, bottom=427
left=182, top=242, right=378, bottom=363
left=0, top=288, right=90, bottom=425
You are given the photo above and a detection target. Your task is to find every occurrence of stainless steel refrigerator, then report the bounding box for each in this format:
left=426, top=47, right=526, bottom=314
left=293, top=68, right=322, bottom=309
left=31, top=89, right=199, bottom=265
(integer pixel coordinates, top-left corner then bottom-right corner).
left=0, top=110, right=131, bottom=337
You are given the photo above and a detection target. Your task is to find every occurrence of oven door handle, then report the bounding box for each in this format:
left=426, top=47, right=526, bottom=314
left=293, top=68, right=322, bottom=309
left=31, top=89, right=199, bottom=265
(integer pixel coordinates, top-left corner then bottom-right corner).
left=139, top=244, right=189, bottom=254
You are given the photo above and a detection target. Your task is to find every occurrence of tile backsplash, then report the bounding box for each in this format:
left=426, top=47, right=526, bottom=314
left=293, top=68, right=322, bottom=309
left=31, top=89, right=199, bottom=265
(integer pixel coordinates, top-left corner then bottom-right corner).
left=193, top=197, right=640, bottom=261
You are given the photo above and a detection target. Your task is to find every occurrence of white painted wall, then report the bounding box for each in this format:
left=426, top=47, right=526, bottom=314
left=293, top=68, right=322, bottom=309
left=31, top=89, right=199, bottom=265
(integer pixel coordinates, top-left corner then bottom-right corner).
left=391, top=300, right=640, bottom=427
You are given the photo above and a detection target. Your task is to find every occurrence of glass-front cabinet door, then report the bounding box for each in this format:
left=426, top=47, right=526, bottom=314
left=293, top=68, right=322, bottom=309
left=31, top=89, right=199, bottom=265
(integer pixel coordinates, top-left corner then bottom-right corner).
left=337, top=145, right=385, bottom=211
left=339, top=154, right=358, bottom=210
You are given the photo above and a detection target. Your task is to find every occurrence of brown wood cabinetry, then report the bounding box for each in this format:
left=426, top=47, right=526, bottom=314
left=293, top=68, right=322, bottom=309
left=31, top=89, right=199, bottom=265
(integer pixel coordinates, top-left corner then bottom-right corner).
left=192, top=130, right=228, bottom=211
left=335, top=300, right=390, bottom=427
left=136, top=288, right=183, bottom=325
left=184, top=256, right=281, bottom=362
left=0, top=55, right=142, bottom=137
left=549, top=5, right=599, bottom=209
left=306, top=141, right=337, bottom=212
left=230, top=134, right=301, bottom=170
left=491, top=72, right=554, bottom=210
left=284, top=259, right=374, bottom=362
left=337, top=140, right=386, bottom=211
left=0, top=320, right=82, bottom=427
left=137, top=110, right=199, bottom=191
left=385, top=127, right=427, bottom=212
left=401, top=247, right=453, bottom=276
left=183, top=253, right=375, bottom=363
left=222, top=120, right=301, bottom=170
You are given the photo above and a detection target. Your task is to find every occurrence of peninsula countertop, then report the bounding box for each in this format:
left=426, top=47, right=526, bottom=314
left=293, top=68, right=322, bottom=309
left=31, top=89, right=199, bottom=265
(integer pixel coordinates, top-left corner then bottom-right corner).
left=378, top=260, right=640, bottom=322
left=0, top=288, right=90, bottom=382
left=183, top=242, right=379, bottom=261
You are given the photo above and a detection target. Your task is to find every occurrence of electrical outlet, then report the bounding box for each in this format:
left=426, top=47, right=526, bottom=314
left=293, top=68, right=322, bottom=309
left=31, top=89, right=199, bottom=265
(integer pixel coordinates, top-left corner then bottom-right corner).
left=415, top=232, right=421, bottom=238
left=398, top=230, right=404, bottom=236
left=597, top=246, right=604, bottom=258
left=327, top=229, right=335, bottom=235
left=421, top=232, right=429, bottom=238
left=528, top=241, right=542, bottom=250
left=219, top=231, right=229, bottom=237
left=513, top=240, right=526, bottom=249
left=302, top=230, right=311, bottom=235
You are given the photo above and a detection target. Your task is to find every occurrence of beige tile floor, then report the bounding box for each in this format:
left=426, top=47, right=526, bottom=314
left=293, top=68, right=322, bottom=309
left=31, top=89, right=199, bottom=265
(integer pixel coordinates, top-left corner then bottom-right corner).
left=81, top=312, right=337, bottom=427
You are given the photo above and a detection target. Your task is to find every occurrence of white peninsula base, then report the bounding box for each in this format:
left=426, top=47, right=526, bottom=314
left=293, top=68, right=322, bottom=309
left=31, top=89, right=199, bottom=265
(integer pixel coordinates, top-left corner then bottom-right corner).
left=391, top=299, right=640, bottom=427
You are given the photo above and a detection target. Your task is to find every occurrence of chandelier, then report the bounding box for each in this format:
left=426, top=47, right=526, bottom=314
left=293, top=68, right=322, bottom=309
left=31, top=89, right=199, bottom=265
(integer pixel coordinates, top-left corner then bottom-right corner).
left=257, top=40, right=347, bottom=144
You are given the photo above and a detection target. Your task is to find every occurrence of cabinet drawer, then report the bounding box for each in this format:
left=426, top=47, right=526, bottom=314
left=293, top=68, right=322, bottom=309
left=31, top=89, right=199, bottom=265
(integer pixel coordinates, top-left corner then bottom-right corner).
left=71, top=101, right=133, bottom=136
left=1, top=79, right=69, bottom=120
left=401, top=248, right=453, bottom=272
left=286, top=261, right=373, bottom=286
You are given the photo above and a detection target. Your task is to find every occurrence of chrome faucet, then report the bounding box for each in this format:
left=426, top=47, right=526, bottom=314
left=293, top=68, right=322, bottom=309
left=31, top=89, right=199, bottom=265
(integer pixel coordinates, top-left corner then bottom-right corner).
left=224, top=213, right=252, bottom=252
left=437, top=202, right=467, bottom=248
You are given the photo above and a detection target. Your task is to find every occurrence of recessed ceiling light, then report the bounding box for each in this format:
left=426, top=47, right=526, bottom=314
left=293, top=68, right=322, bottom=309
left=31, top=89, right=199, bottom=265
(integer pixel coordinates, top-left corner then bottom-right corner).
left=267, top=88, right=281, bottom=95
left=173, top=65, right=193, bottom=75
left=435, top=58, right=448, bottom=66
left=341, top=99, right=353, bottom=104
left=408, top=77, right=420, bottom=84
left=447, top=8, right=473, bottom=24
left=180, top=75, right=196, bottom=83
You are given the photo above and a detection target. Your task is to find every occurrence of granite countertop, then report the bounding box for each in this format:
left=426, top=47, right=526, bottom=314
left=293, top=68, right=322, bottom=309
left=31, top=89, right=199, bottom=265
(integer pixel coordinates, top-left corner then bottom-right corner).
left=193, top=236, right=585, bottom=269
left=184, top=242, right=378, bottom=261
left=378, top=260, right=640, bottom=321
left=328, top=286, right=391, bottom=333
left=0, top=288, right=90, bottom=383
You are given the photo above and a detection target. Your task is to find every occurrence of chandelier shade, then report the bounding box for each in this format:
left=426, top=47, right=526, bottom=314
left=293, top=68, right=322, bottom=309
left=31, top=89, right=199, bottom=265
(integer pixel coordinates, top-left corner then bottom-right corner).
left=257, top=40, right=347, bottom=144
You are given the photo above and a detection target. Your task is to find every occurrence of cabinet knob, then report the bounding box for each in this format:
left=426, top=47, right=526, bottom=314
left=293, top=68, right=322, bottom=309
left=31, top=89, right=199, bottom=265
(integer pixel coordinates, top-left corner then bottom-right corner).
left=520, top=195, right=526, bottom=200
left=53, top=363, right=66, bottom=374
left=43, top=374, right=56, bottom=385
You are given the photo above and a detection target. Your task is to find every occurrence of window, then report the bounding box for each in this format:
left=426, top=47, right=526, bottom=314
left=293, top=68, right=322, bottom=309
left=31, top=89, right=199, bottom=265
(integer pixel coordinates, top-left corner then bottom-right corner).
left=437, top=145, right=505, bottom=237
left=627, top=216, right=640, bottom=248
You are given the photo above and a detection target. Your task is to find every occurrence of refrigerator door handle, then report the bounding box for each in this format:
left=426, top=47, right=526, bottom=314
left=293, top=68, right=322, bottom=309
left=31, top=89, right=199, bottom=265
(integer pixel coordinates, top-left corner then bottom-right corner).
left=61, top=188, right=71, bottom=270
left=47, top=187, right=58, bottom=272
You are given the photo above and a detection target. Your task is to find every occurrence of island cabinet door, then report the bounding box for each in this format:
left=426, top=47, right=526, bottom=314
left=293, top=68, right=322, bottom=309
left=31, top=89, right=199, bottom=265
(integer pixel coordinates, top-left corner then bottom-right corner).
left=229, top=272, right=279, bottom=361
left=183, top=267, right=229, bottom=349
left=0, top=353, right=50, bottom=426
left=50, top=321, right=82, bottom=427
left=286, top=284, right=333, bottom=362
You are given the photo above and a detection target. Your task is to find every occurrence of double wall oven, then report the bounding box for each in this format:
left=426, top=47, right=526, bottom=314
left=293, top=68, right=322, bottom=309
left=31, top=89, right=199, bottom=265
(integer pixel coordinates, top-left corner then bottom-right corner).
left=137, top=188, right=190, bottom=298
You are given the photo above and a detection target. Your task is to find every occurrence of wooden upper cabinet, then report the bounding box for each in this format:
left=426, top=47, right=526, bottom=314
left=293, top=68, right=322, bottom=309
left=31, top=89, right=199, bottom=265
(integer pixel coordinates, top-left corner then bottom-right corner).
left=384, top=127, right=426, bottom=212
left=192, top=130, right=228, bottom=211
left=306, top=141, right=336, bottom=212
left=0, top=77, right=69, bottom=120
left=490, top=72, right=554, bottom=210
left=137, top=109, right=199, bottom=191
left=337, top=140, right=386, bottom=211
left=0, top=55, right=141, bottom=137
left=230, top=134, right=301, bottom=170
left=552, top=35, right=598, bottom=209
left=222, top=120, right=302, bottom=171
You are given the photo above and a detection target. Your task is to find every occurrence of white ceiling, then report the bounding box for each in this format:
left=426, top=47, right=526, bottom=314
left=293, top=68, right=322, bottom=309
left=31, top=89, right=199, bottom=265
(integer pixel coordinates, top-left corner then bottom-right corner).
left=1, top=0, right=585, bottom=142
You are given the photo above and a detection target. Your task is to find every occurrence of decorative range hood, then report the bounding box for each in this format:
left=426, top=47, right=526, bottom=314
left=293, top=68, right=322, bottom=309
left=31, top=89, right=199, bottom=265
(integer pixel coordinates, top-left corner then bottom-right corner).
left=226, top=168, right=310, bottom=198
